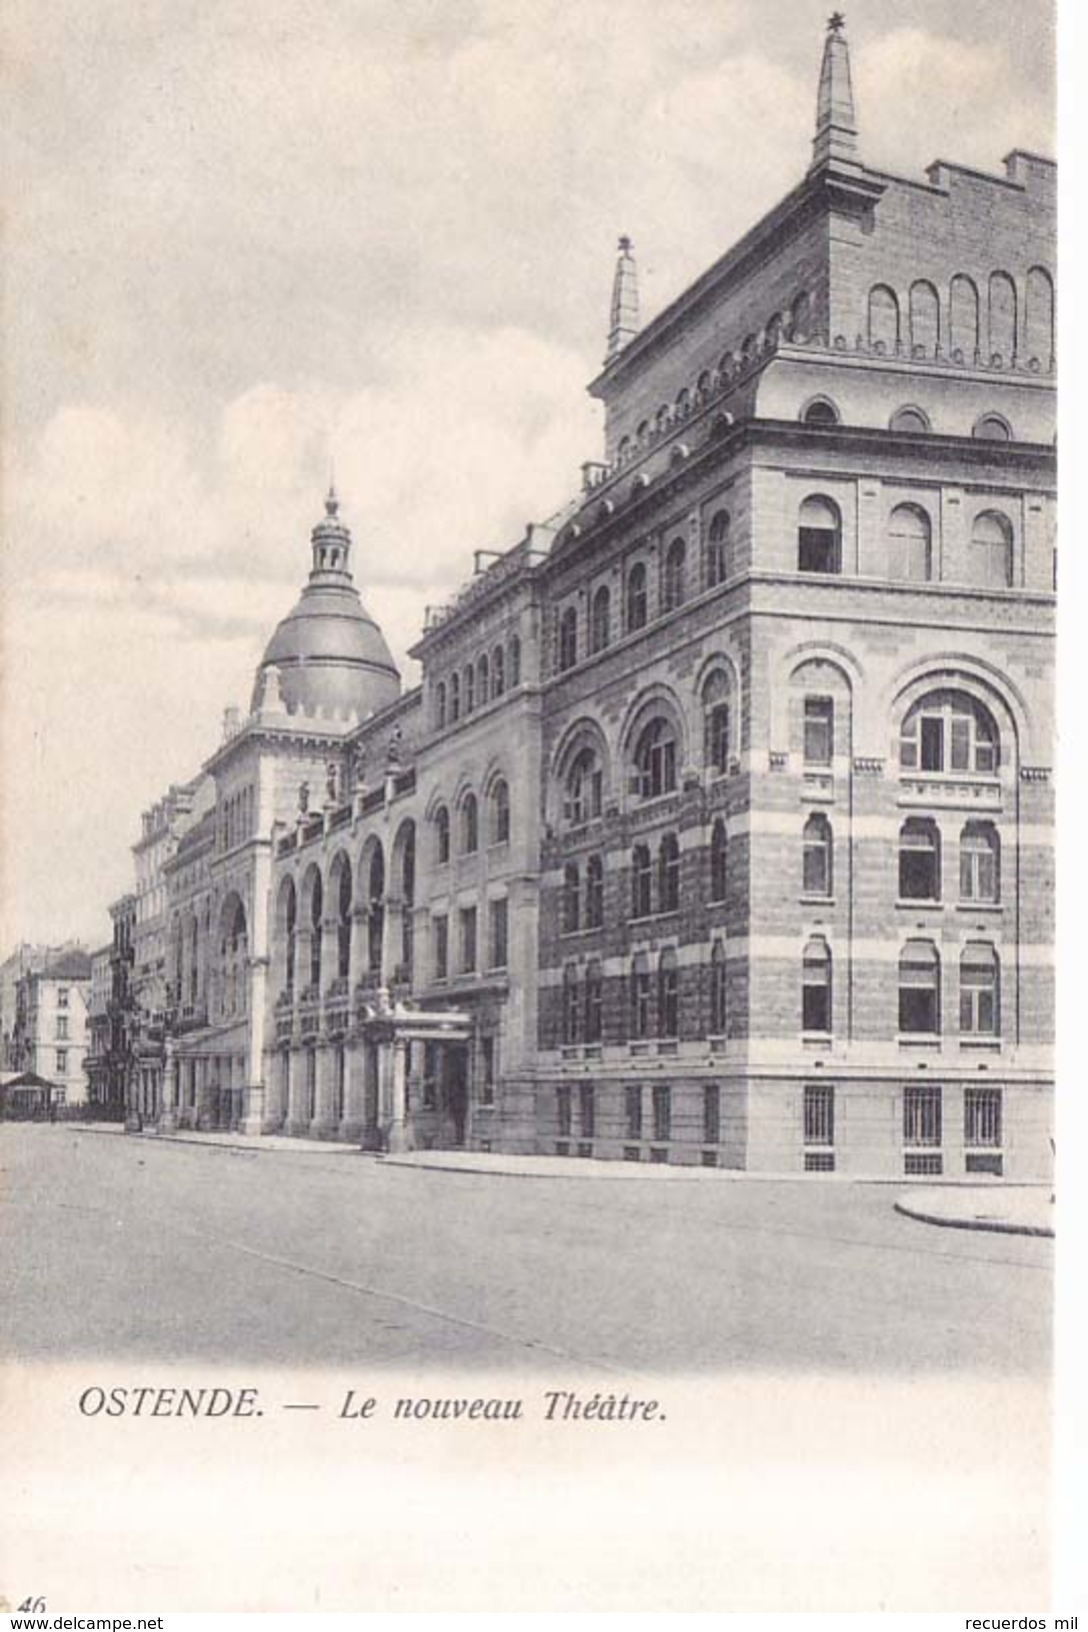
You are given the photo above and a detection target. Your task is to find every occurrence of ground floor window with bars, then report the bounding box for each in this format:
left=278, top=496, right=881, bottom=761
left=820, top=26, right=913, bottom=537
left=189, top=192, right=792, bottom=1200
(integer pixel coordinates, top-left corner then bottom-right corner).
left=803, top=1083, right=835, bottom=1145
left=557, top=1085, right=572, bottom=1139
left=903, top=1084, right=942, bottom=1146
left=964, top=1086, right=1002, bottom=1146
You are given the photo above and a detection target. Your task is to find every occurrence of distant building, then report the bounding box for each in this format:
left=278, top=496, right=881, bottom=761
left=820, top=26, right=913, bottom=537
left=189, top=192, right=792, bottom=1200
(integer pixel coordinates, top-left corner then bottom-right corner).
left=11, top=950, right=93, bottom=1108
left=84, top=943, right=113, bottom=1105
left=114, top=20, right=1054, bottom=1178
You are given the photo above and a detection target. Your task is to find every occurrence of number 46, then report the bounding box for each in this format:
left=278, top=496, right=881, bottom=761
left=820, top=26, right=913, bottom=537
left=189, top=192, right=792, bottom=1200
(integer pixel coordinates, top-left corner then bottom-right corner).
left=17, top=1598, right=46, bottom=1612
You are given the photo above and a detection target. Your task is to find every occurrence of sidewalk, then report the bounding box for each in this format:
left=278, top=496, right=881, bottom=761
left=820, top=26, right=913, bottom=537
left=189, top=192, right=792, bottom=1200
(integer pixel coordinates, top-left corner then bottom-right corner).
left=69, top=1123, right=362, bottom=1156
left=894, top=1185, right=1054, bottom=1238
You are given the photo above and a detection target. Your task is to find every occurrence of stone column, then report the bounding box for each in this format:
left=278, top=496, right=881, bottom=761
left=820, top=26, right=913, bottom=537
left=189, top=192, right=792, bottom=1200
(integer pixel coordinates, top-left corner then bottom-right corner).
left=160, top=1038, right=179, bottom=1132
left=311, top=1041, right=339, bottom=1139
left=341, top=1038, right=366, bottom=1142
left=241, top=953, right=269, bottom=1135
left=386, top=1037, right=411, bottom=1152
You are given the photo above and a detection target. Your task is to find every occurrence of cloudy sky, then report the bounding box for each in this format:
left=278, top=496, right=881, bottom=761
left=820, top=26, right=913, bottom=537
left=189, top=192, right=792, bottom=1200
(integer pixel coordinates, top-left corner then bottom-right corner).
left=1, top=0, right=1056, bottom=949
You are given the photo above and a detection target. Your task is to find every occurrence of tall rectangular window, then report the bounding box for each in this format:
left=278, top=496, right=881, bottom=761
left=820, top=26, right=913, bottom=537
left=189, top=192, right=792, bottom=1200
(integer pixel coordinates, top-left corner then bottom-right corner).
left=478, top=1037, right=495, bottom=1107
left=903, top=1085, right=942, bottom=1147
left=803, top=1084, right=835, bottom=1145
left=625, top=1084, right=642, bottom=1140
left=803, top=697, right=834, bottom=765
left=433, top=915, right=449, bottom=980
left=58, top=988, right=69, bottom=1009
left=557, top=1086, right=572, bottom=1138
left=459, top=907, right=478, bottom=974
left=56, top=1049, right=68, bottom=1074
left=964, top=1087, right=1002, bottom=1146
left=488, top=898, right=509, bottom=970
left=653, top=1083, right=672, bottom=1142
left=703, top=1084, right=721, bottom=1144
left=579, top=1083, right=596, bottom=1139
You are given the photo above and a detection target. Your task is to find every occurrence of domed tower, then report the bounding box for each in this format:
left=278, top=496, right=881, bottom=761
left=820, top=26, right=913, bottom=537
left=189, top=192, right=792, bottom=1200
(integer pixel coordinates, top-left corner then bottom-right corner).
left=251, top=487, right=401, bottom=718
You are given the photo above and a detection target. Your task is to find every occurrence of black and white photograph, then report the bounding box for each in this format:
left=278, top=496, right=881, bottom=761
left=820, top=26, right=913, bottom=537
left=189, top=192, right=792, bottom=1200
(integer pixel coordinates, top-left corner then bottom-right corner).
left=0, top=0, right=1073, bottom=1616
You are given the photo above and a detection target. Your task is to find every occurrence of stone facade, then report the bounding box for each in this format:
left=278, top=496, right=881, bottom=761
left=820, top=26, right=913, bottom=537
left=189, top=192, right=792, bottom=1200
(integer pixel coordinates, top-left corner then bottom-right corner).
left=127, top=20, right=1054, bottom=1180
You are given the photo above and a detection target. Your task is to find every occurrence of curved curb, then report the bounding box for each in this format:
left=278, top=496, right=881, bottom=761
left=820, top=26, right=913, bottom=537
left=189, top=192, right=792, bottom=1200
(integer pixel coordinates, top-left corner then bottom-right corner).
left=894, top=1199, right=1054, bottom=1238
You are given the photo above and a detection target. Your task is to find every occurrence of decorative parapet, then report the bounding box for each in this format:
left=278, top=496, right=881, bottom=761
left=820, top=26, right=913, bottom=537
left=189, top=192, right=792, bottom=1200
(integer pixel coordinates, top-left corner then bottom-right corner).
left=769, top=751, right=788, bottom=772
left=853, top=756, right=884, bottom=775
left=1020, top=766, right=1051, bottom=783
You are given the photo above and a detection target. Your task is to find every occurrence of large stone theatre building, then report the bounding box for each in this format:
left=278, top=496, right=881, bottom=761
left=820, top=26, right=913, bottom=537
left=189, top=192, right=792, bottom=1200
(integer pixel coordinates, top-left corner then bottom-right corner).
left=127, top=21, right=1055, bottom=1179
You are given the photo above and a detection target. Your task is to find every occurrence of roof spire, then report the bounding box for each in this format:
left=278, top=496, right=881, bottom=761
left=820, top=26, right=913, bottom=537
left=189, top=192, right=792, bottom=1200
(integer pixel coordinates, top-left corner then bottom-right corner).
left=606, top=235, right=640, bottom=362
left=810, top=12, right=859, bottom=173
left=310, top=482, right=353, bottom=583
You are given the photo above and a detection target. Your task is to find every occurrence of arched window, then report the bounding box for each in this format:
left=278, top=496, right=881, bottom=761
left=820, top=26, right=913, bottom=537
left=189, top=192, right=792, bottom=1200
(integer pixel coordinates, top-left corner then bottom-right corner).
left=585, top=854, right=605, bottom=928
left=477, top=653, right=489, bottom=702
left=435, top=805, right=450, bottom=865
left=890, top=406, right=930, bottom=434
left=335, top=859, right=353, bottom=980
left=508, top=633, right=521, bottom=687
left=450, top=673, right=460, bottom=723
left=565, top=746, right=603, bottom=827
left=899, top=690, right=999, bottom=775
left=968, top=511, right=1014, bottom=589
left=464, top=664, right=475, bottom=714
left=309, top=874, right=323, bottom=992
left=637, top=419, right=650, bottom=448
left=558, top=606, right=578, bottom=672
left=909, top=280, right=940, bottom=356
left=366, top=847, right=385, bottom=977
left=626, top=562, right=648, bottom=631
left=675, top=387, right=691, bottom=419
left=899, top=818, right=941, bottom=901
left=284, top=882, right=297, bottom=995
left=562, top=863, right=581, bottom=935
left=658, top=833, right=681, bottom=913
left=899, top=941, right=940, bottom=1034
left=460, top=793, right=479, bottom=855
left=960, top=943, right=999, bottom=1036
left=617, top=435, right=632, bottom=465
left=973, top=414, right=1012, bottom=442
left=633, top=717, right=677, bottom=800
left=798, top=496, right=841, bottom=574
left=960, top=822, right=999, bottom=903
left=435, top=682, right=447, bottom=729
left=630, top=953, right=652, bottom=1039
left=988, top=271, right=1017, bottom=362
left=563, top=964, right=581, bottom=1045
left=802, top=397, right=839, bottom=426
left=709, top=819, right=728, bottom=902
left=663, top=538, right=686, bottom=611
left=696, top=370, right=712, bottom=403
left=868, top=284, right=900, bottom=352
left=492, top=644, right=506, bottom=698
left=488, top=779, right=510, bottom=846
left=709, top=941, right=727, bottom=1035
left=656, top=404, right=670, bottom=435
left=585, top=961, right=604, bottom=1043
left=802, top=938, right=832, bottom=1032
left=789, top=291, right=812, bottom=342
left=658, top=949, right=679, bottom=1038
left=703, top=670, right=732, bottom=774
left=590, top=585, right=611, bottom=654
left=803, top=813, right=833, bottom=897
left=887, top=503, right=932, bottom=582
left=1025, top=265, right=1054, bottom=367
left=399, top=824, right=416, bottom=979
left=631, top=843, right=653, bottom=919
left=706, top=510, right=731, bottom=587
left=949, top=275, right=980, bottom=360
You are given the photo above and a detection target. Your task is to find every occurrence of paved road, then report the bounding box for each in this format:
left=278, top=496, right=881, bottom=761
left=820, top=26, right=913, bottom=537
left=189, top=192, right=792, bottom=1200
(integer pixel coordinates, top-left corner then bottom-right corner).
left=0, top=1125, right=1051, bottom=1374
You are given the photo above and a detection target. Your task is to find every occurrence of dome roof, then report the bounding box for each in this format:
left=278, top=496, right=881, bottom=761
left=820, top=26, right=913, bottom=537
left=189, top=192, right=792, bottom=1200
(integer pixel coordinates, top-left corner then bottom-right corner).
left=250, top=490, right=400, bottom=719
